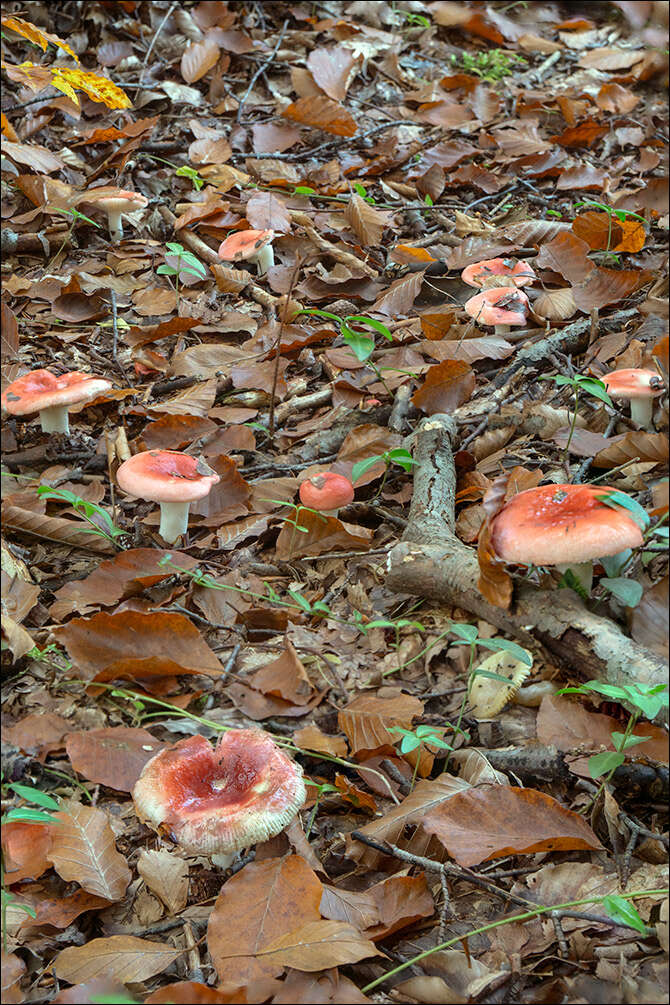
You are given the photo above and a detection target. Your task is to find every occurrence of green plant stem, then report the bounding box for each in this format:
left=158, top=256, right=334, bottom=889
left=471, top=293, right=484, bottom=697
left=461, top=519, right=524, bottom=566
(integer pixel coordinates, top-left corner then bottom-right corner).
left=584, top=711, right=638, bottom=813
left=360, top=888, right=669, bottom=993
left=444, top=643, right=475, bottom=770
left=564, top=386, right=579, bottom=460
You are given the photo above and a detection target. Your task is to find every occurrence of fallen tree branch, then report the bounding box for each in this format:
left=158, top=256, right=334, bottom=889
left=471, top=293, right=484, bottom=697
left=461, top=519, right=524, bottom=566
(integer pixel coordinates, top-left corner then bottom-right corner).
left=386, top=413, right=667, bottom=721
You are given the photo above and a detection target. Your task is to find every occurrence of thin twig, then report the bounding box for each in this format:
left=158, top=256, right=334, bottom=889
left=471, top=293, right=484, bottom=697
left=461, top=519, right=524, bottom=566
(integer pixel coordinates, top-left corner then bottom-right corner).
left=237, top=19, right=290, bottom=123
left=136, top=2, right=178, bottom=93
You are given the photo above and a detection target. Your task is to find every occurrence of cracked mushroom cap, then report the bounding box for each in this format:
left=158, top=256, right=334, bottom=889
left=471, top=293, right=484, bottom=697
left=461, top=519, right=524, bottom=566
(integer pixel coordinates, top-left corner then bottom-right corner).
left=116, top=450, right=220, bottom=504
left=465, top=287, right=530, bottom=327
left=79, top=186, right=149, bottom=214
left=299, top=472, right=355, bottom=511
left=602, top=368, right=663, bottom=401
left=132, top=731, right=306, bottom=856
left=217, top=229, right=274, bottom=262
left=461, top=258, right=537, bottom=288
left=1, top=369, right=112, bottom=416
left=490, top=483, right=644, bottom=567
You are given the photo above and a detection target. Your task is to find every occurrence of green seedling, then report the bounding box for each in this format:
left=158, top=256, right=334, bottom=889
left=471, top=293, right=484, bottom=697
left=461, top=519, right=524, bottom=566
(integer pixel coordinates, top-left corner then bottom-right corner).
left=353, top=182, right=376, bottom=205
left=298, top=308, right=394, bottom=393
left=157, top=241, right=207, bottom=311
left=574, top=199, right=647, bottom=262
left=388, top=724, right=452, bottom=791
left=175, top=164, right=205, bottom=190
left=36, top=485, right=126, bottom=545
left=397, top=10, right=431, bottom=28
left=450, top=49, right=527, bottom=82
left=49, top=207, right=101, bottom=266
left=540, top=373, right=613, bottom=460
left=352, top=448, right=416, bottom=499
left=304, top=780, right=340, bottom=837
left=556, top=680, right=668, bottom=809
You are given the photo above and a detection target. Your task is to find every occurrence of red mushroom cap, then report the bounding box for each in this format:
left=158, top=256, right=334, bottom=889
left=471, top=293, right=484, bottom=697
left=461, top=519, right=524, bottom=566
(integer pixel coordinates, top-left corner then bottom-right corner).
left=461, top=258, right=537, bottom=289
left=464, top=287, right=530, bottom=327
left=1, top=369, right=112, bottom=416
left=601, top=368, right=663, bottom=400
left=490, top=483, right=644, bottom=567
left=116, top=450, right=220, bottom=503
left=217, top=229, right=274, bottom=262
left=132, top=731, right=306, bottom=856
left=299, top=472, right=354, bottom=511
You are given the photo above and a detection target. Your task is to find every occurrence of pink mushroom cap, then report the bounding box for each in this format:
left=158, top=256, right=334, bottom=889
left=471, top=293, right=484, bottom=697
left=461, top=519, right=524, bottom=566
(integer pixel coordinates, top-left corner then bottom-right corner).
left=217, top=229, right=274, bottom=262
left=601, top=368, right=663, bottom=401
left=132, top=730, right=306, bottom=856
left=116, top=450, right=219, bottom=504
left=465, top=287, right=530, bottom=327
left=461, top=258, right=537, bottom=288
left=299, top=472, right=355, bottom=511
left=1, top=369, right=112, bottom=416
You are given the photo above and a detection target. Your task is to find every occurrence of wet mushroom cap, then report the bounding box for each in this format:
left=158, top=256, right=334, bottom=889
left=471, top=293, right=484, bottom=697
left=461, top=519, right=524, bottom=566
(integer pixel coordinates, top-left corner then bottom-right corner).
left=116, top=450, right=220, bottom=504
left=132, top=731, right=306, bottom=856
left=490, top=483, right=644, bottom=567
left=1, top=369, right=112, bottom=415
left=461, top=258, right=537, bottom=288
left=602, top=368, right=663, bottom=400
left=299, top=472, right=355, bottom=510
left=464, top=287, right=530, bottom=326
left=217, top=229, right=275, bottom=262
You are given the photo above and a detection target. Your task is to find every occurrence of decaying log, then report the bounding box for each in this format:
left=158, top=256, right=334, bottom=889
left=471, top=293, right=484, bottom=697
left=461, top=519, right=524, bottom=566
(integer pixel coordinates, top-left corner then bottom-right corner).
left=386, top=413, right=667, bottom=721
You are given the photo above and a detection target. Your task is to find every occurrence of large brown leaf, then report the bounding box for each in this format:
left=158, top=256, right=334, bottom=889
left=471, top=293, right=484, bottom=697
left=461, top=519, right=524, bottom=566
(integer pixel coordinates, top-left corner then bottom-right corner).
left=137, top=849, right=189, bottom=915
left=372, top=270, right=425, bottom=317
left=258, top=920, right=381, bottom=971
left=275, top=509, right=373, bottom=560
left=49, top=801, right=131, bottom=900
left=307, top=46, right=357, bottom=101
left=54, top=610, right=222, bottom=685
left=208, top=855, right=322, bottom=984
left=53, top=936, right=180, bottom=984
left=630, top=576, right=669, bottom=661
left=65, top=727, right=165, bottom=792
left=338, top=694, right=423, bottom=760
left=282, top=96, right=357, bottom=137
left=423, top=785, right=603, bottom=866
left=592, top=430, right=668, bottom=467
left=1, top=504, right=115, bottom=554
left=246, top=191, right=291, bottom=233
left=2, top=820, right=53, bottom=884
left=411, top=359, right=475, bottom=414
left=344, top=194, right=390, bottom=247
left=571, top=266, right=653, bottom=313
left=534, top=231, right=592, bottom=285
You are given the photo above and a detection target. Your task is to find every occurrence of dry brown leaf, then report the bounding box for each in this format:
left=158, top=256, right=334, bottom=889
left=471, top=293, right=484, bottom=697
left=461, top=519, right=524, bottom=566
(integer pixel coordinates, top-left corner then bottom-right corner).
left=411, top=359, right=475, bottom=415
left=181, top=39, right=221, bottom=83
left=592, top=430, right=668, bottom=467
left=372, top=270, right=425, bottom=317
left=423, top=785, right=603, bottom=866
left=147, top=379, right=217, bottom=417
left=246, top=191, right=291, bottom=233
left=65, top=727, right=165, bottom=792
left=258, top=920, right=381, bottom=971
left=477, top=519, right=513, bottom=610
left=533, top=288, right=577, bottom=322
left=344, top=194, right=390, bottom=247
left=282, top=96, right=357, bottom=137
left=53, top=936, right=180, bottom=985
left=137, top=849, right=189, bottom=915
left=630, top=576, right=669, bottom=661
left=49, top=801, right=131, bottom=900
left=572, top=211, right=647, bottom=252
left=275, top=509, right=373, bottom=560
left=1, top=951, right=25, bottom=1005
left=307, top=46, right=357, bottom=101
left=294, top=725, right=348, bottom=758
left=2, top=820, right=53, bottom=884
left=571, top=266, right=652, bottom=313
left=423, top=336, right=514, bottom=363
left=0, top=504, right=115, bottom=554
left=338, top=694, right=423, bottom=760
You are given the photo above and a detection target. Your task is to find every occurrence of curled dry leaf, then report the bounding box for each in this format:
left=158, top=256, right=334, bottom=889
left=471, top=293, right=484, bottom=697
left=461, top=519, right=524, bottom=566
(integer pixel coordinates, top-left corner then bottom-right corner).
left=1, top=503, right=115, bottom=554
left=137, top=849, right=189, bottom=915
left=533, top=287, right=577, bottom=322
left=630, top=576, right=669, bottom=661
left=307, top=46, right=357, bottom=102
left=2, top=820, right=53, bottom=884
left=246, top=190, right=291, bottom=233
left=275, top=508, right=373, bottom=560
left=1, top=951, right=25, bottom=1005
left=282, top=95, right=358, bottom=137
left=338, top=693, right=424, bottom=760
left=344, top=194, right=391, bottom=247
left=181, top=39, right=220, bottom=83
left=49, top=801, right=131, bottom=900
left=593, top=430, right=668, bottom=468
left=411, top=359, right=475, bottom=415
left=423, top=784, right=603, bottom=866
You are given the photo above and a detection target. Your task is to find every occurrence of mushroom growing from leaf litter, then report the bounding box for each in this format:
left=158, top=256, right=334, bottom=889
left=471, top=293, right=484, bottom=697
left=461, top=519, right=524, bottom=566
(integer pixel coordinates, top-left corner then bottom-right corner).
left=132, top=730, right=306, bottom=864
left=217, top=228, right=275, bottom=275
left=1, top=369, right=112, bottom=435
left=602, top=368, right=663, bottom=429
left=490, top=483, right=644, bottom=595
left=464, top=286, right=530, bottom=336
left=461, top=257, right=537, bottom=289
left=78, top=187, right=149, bottom=242
left=299, top=471, right=355, bottom=518
left=116, top=450, right=220, bottom=544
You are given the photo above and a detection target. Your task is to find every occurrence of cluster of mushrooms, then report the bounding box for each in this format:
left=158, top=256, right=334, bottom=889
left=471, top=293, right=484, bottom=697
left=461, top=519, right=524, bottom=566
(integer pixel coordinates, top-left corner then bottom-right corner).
left=1, top=207, right=664, bottom=862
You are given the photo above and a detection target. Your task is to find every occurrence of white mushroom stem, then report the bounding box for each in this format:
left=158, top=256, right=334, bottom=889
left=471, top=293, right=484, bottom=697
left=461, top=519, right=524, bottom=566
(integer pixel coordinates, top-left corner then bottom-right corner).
left=556, top=561, right=593, bottom=596
left=107, top=211, right=124, bottom=242
left=494, top=324, right=510, bottom=336
left=211, top=852, right=237, bottom=869
left=629, top=396, right=654, bottom=428
left=251, top=243, right=274, bottom=276
left=158, top=501, right=191, bottom=543
left=39, top=405, right=70, bottom=435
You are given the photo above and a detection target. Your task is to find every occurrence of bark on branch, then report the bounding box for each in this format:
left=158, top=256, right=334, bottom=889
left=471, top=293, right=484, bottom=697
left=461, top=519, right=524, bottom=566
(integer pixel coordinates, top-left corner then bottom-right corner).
left=386, top=414, right=667, bottom=721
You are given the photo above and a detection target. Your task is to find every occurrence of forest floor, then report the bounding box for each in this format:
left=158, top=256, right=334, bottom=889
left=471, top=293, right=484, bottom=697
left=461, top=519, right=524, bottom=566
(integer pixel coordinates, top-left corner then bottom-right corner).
left=1, top=2, right=669, bottom=1004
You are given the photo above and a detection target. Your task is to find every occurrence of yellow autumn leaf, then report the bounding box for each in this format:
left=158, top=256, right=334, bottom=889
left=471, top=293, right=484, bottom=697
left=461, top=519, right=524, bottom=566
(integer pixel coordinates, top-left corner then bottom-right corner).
left=1, top=15, right=79, bottom=63
left=51, top=67, right=132, bottom=110
left=1, top=112, right=19, bottom=142
left=50, top=72, right=79, bottom=105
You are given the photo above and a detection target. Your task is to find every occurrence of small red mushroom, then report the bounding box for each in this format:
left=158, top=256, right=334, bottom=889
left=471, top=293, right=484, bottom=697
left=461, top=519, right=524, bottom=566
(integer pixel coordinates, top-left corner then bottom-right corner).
left=490, top=483, right=644, bottom=594
left=1, top=369, right=112, bottom=435
left=602, top=368, right=663, bottom=428
left=464, top=286, right=530, bottom=335
left=78, top=187, right=148, bottom=242
left=299, top=472, right=354, bottom=517
left=218, top=229, right=275, bottom=275
left=116, top=450, right=220, bottom=544
left=132, top=730, right=306, bottom=860
left=461, top=258, right=536, bottom=289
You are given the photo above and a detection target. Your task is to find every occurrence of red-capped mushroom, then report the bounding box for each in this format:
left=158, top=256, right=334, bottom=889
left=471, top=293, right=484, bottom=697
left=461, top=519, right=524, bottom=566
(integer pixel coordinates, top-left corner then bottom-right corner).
left=602, top=368, right=663, bottom=429
left=461, top=258, right=536, bottom=289
left=490, top=483, right=644, bottom=594
left=132, top=730, right=306, bottom=861
left=116, top=450, right=220, bottom=544
left=464, top=286, right=530, bottom=336
left=1, top=369, right=112, bottom=435
left=218, top=229, right=275, bottom=276
left=299, top=471, right=354, bottom=517
left=79, top=187, right=149, bottom=242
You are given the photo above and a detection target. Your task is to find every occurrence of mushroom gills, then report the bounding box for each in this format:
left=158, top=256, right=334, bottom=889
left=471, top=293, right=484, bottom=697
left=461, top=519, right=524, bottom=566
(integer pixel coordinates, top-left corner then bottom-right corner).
left=158, top=500, right=192, bottom=544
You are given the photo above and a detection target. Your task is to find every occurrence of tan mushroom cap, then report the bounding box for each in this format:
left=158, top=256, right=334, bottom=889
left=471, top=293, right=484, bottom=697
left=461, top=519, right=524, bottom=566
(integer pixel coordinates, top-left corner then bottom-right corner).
left=78, top=186, right=149, bottom=213
left=1, top=369, right=112, bottom=415
left=464, top=287, right=530, bottom=326
left=217, top=229, right=274, bottom=262
left=132, top=731, right=306, bottom=856
left=490, top=483, right=644, bottom=567
left=116, top=450, right=220, bottom=504
left=602, top=368, right=663, bottom=401
left=461, top=258, right=537, bottom=289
